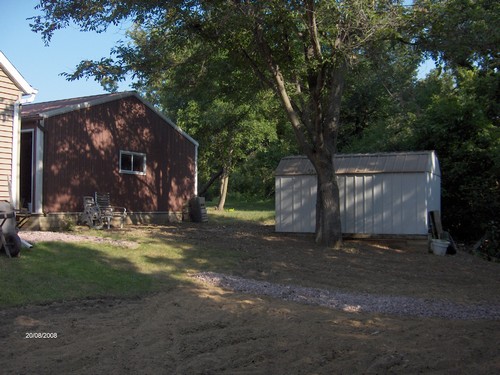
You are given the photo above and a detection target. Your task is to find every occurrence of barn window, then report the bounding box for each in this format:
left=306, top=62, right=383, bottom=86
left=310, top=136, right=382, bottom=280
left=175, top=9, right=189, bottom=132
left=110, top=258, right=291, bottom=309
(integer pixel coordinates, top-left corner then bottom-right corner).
left=119, top=150, right=146, bottom=175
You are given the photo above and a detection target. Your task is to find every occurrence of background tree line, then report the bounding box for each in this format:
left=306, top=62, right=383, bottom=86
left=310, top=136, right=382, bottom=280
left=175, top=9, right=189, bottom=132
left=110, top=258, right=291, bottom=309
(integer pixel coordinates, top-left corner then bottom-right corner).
left=31, top=0, right=499, bottom=243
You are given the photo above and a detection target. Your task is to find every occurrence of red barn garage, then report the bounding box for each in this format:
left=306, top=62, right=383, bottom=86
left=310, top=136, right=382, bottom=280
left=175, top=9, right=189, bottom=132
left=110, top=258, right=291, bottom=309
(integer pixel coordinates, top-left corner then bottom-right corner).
left=21, top=91, right=198, bottom=229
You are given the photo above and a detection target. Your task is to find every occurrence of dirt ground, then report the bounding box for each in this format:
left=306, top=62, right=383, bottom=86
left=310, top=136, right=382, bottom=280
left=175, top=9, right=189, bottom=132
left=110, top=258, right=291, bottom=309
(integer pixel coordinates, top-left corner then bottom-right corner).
left=1, top=222, right=499, bottom=374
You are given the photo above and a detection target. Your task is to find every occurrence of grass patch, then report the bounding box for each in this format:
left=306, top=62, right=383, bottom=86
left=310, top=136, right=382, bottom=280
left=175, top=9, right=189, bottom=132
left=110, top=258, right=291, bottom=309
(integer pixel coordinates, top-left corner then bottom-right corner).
left=1, top=197, right=274, bottom=307
left=0, top=197, right=273, bottom=307
left=0, top=242, right=153, bottom=307
left=0, top=234, right=211, bottom=307
left=206, top=197, right=275, bottom=225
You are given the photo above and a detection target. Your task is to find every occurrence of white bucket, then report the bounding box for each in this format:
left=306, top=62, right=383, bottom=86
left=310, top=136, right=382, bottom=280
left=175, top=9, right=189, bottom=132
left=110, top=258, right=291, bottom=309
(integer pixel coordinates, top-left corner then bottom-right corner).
left=431, top=239, right=449, bottom=256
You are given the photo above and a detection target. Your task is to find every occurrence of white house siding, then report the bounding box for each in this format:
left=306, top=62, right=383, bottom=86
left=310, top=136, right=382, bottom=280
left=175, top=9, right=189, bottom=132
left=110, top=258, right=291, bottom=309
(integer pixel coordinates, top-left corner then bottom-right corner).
left=275, top=152, right=441, bottom=236
left=0, top=67, right=21, bottom=202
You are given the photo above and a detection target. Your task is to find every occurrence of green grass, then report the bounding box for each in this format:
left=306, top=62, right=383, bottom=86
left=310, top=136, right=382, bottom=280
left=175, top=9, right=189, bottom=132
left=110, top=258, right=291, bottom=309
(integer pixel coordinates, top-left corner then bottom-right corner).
left=0, top=197, right=275, bottom=307
left=206, top=197, right=275, bottom=225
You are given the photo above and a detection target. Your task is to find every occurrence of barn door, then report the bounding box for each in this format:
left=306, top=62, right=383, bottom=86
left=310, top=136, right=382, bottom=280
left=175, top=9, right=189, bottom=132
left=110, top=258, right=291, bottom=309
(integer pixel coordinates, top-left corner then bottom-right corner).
left=19, top=130, right=34, bottom=211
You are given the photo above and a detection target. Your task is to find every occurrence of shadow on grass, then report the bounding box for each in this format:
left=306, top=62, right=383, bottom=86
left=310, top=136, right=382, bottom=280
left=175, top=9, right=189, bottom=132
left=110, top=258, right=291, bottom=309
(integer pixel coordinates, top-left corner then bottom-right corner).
left=1, top=203, right=499, bottom=375
left=0, top=241, right=179, bottom=307
left=3, top=207, right=491, bottom=310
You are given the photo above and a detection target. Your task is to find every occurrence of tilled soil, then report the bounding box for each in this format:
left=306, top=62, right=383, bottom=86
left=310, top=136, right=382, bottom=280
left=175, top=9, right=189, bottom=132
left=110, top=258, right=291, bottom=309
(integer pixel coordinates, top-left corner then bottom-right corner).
left=1, top=223, right=499, bottom=374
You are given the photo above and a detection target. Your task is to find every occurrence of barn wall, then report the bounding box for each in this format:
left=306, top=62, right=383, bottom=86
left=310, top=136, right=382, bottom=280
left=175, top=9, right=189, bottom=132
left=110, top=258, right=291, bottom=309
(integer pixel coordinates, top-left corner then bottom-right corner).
left=41, top=96, right=196, bottom=214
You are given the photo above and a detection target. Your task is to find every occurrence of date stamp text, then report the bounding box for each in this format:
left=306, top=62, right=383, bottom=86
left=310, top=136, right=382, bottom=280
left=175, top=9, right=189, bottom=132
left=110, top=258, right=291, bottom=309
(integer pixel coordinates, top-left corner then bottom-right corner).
left=25, top=332, right=58, bottom=339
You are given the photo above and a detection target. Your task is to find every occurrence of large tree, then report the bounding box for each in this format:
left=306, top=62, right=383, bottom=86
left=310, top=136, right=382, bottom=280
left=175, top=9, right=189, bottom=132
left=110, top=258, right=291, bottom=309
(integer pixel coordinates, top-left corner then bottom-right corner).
left=31, top=0, right=413, bottom=247
left=127, top=31, right=280, bottom=210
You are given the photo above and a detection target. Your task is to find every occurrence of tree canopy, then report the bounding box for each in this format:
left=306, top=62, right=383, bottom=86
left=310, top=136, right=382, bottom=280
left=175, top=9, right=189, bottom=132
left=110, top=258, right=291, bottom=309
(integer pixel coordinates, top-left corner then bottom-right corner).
left=29, top=0, right=499, bottom=244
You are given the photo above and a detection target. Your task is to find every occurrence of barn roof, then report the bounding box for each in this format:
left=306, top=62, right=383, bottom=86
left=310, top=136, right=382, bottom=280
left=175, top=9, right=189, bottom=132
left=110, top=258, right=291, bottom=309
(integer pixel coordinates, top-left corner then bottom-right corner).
left=276, top=151, right=440, bottom=176
left=21, top=91, right=198, bottom=146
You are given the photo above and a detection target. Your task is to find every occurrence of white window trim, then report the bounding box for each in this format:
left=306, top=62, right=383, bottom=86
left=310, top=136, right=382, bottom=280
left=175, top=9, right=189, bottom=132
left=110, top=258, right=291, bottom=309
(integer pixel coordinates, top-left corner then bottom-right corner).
left=119, top=150, right=146, bottom=175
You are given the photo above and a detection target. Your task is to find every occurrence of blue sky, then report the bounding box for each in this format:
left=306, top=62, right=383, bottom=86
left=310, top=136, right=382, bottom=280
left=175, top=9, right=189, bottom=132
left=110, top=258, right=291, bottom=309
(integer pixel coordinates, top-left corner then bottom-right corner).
left=1, top=0, right=132, bottom=103
left=2, top=1, right=434, bottom=104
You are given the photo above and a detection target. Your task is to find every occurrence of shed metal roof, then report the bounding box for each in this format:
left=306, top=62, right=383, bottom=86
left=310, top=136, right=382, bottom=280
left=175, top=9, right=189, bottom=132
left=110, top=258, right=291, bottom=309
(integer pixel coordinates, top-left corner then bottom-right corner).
left=276, top=151, right=440, bottom=176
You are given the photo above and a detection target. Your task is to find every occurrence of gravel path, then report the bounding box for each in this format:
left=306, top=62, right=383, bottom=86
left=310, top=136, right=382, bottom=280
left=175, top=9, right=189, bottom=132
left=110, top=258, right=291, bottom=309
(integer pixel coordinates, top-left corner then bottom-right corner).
left=194, top=272, right=500, bottom=320
left=19, top=231, right=138, bottom=249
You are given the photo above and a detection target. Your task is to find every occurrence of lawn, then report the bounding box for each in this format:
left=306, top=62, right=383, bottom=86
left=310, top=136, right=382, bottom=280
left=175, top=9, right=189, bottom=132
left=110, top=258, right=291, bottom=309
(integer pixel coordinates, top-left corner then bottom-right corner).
left=0, top=198, right=275, bottom=307
left=1, top=198, right=499, bottom=374
left=206, top=196, right=275, bottom=224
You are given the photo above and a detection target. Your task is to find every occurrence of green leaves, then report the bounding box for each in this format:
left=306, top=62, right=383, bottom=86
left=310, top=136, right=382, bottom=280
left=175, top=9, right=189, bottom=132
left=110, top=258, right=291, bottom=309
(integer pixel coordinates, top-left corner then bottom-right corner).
left=409, top=68, right=499, bottom=239
left=414, top=0, right=500, bottom=71
left=29, top=0, right=499, bottom=241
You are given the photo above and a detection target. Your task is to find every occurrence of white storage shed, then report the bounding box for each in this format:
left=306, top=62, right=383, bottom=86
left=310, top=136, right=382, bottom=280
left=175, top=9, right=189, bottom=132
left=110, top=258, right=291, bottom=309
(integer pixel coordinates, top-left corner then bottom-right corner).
left=275, top=151, right=441, bottom=236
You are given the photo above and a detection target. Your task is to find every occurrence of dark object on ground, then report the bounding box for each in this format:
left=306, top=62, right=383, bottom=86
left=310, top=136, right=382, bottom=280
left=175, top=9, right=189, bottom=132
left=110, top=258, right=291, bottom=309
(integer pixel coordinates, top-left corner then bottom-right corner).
left=0, top=201, right=21, bottom=257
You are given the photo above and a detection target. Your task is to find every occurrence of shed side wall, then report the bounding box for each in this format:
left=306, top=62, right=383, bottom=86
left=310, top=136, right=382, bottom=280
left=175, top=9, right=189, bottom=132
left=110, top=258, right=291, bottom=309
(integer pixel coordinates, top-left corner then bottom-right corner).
left=338, top=173, right=429, bottom=235
left=275, top=175, right=316, bottom=233
left=277, top=172, right=432, bottom=235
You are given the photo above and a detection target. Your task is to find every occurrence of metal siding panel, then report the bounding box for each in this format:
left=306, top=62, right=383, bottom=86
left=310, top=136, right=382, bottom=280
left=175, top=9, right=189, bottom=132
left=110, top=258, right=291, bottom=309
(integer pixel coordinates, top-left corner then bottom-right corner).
left=392, top=174, right=403, bottom=234
left=276, top=177, right=285, bottom=231
left=373, top=175, right=384, bottom=233
left=306, top=176, right=317, bottom=232
left=382, top=175, right=392, bottom=233
left=275, top=177, right=282, bottom=231
left=415, top=174, right=427, bottom=234
left=364, top=175, right=374, bottom=234
left=297, top=177, right=306, bottom=232
left=427, top=172, right=441, bottom=213
left=297, top=176, right=316, bottom=233
left=296, top=176, right=306, bottom=232
left=354, top=175, right=365, bottom=233
left=274, top=175, right=316, bottom=233
left=345, top=175, right=355, bottom=233
left=401, top=174, right=417, bottom=234
left=276, top=152, right=441, bottom=235
left=280, top=177, right=294, bottom=232
left=338, top=175, right=346, bottom=232
left=393, top=153, right=406, bottom=171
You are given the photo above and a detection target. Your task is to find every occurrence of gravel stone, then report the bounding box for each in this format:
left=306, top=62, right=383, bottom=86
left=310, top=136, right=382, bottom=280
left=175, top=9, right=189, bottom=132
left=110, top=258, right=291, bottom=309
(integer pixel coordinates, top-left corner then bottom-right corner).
left=194, top=272, right=500, bottom=320
left=19, top=231, right=138, bottom=249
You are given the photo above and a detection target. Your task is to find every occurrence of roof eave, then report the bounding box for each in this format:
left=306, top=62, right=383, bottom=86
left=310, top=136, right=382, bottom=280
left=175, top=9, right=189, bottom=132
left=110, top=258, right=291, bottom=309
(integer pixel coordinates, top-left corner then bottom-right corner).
left=0, top=51, right=38, bottom=96
left=38, top=91, right=135, bottom=119
left=35, top=91, right=199, bottom=147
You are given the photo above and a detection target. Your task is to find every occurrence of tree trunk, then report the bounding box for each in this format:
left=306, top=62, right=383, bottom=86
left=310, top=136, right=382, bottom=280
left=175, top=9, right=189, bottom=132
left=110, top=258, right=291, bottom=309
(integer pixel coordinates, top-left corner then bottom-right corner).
left=216, top=169, right=229, bottom=211
left=312, top=155, right=343, bottom=248
left=198, top=167, right=224, bottom=197
left=252, top=15, right=344, bottom=248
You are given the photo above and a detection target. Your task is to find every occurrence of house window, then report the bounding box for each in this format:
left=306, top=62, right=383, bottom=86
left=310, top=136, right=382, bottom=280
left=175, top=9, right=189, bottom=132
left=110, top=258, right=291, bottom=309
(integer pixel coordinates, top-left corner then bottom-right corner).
left=119, top=150, right=146, bottom=175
